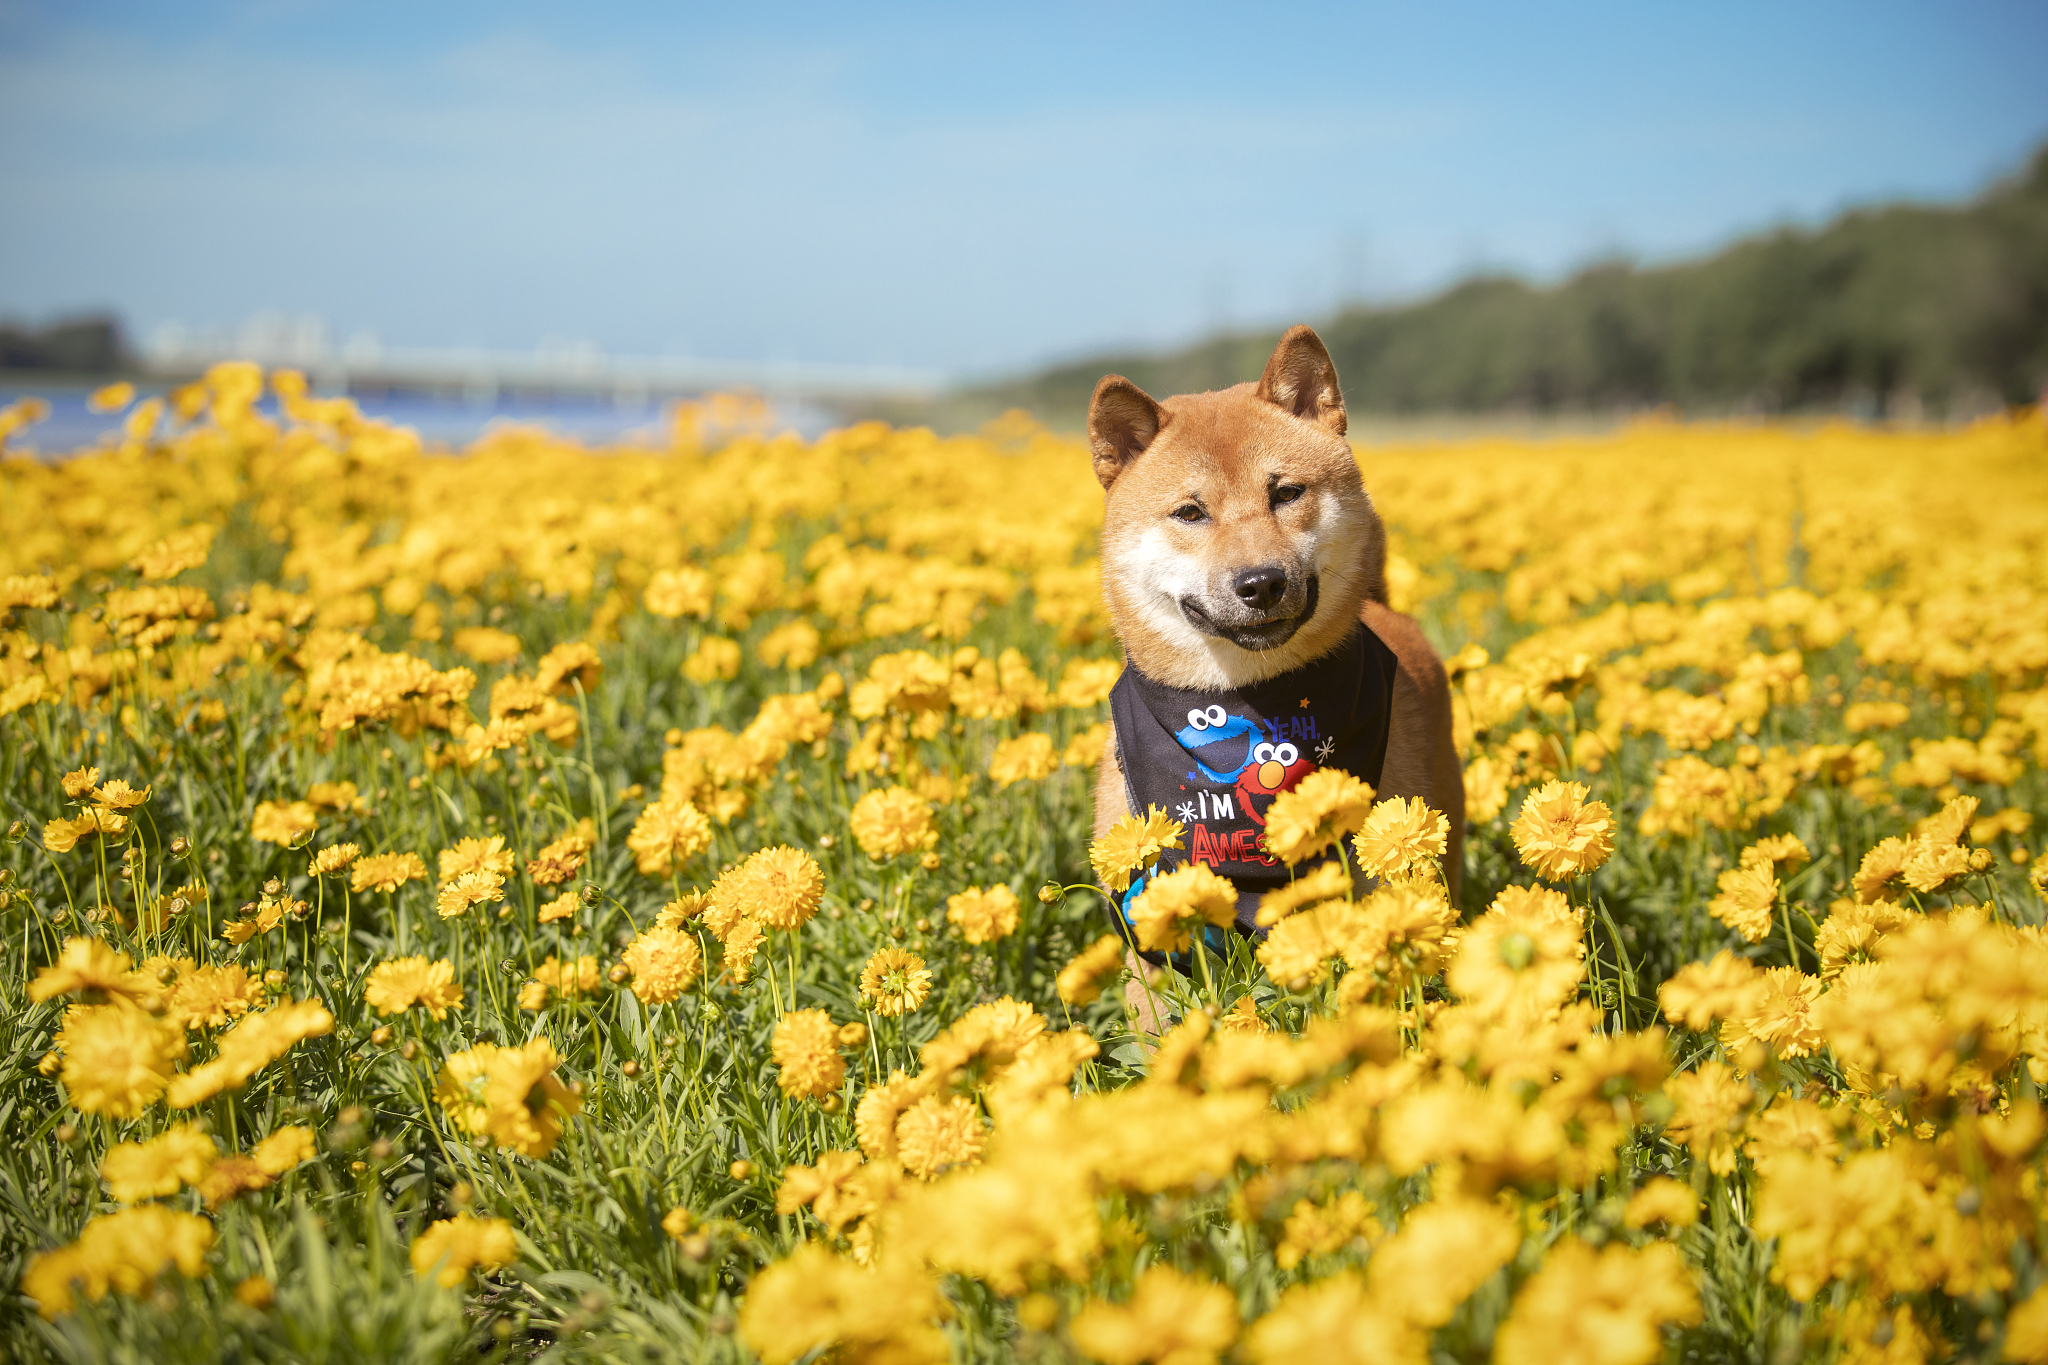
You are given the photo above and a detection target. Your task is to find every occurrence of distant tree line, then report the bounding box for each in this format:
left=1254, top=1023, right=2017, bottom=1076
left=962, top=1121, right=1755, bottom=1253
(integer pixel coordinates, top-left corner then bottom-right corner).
left=976, top=143, right=2048, bottom=422
left=0, top=315, right=129, bottom=375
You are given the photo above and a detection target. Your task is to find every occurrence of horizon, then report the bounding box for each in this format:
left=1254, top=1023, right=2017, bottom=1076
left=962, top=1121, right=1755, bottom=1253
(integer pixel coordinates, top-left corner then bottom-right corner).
left=3, top=1, right=2046, bottom=380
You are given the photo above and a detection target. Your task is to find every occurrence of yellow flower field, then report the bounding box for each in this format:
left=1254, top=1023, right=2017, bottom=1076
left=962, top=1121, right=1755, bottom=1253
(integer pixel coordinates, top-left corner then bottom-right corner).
left=2, top=367, right=2047, bottom=1363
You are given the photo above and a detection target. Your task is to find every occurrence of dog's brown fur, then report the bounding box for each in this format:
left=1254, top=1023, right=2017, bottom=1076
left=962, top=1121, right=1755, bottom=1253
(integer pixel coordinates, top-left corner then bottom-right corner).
left=1085, top=326, right=1464, bottom=1032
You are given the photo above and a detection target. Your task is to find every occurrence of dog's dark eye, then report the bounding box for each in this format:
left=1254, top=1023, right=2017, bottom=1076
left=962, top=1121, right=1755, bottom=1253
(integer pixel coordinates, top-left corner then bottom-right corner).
left=1271, top=484, right=1306, bottom=507
left=1171, top=503, right=1207, bottom=524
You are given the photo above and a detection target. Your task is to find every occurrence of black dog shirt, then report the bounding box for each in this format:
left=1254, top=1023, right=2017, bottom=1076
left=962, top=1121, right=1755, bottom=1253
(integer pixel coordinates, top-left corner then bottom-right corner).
left=1107, top=622, right=1399, bottom=943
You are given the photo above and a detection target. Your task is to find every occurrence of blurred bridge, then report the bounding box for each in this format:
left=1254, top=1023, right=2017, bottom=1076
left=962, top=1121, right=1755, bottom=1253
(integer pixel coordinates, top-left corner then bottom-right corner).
left=140, top=317, right=941, bottom=405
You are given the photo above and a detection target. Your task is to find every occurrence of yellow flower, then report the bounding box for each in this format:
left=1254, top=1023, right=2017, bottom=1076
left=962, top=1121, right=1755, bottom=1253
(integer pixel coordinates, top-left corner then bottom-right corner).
left=1818, top=900, right=1908, bottom=978
left=250, top=799, right=317, bottom=846
left=2007, top=1284, right=2048, bottom=1364
left=1127, top=862, right=1237, bottom=954
left=1707, top=861, right=1778, bottom=943
left=87, top=380, right=135, bottom=412
left=1088, top=805, right=1185, bottom=894
left=1253, top=861, right=1353, bottom=928
left=61, top=765, right=101, bottom=799
left=1062, top=720, right=1111, bottom=768
left=1255, top=901, right=1357, bottom=989
left=363, top=956, right=465, bottom=1018
left=775, top=1149, right=870, bottom=1234
left=164, top=964, right=262, bottom=1031
left=721, top=916, right=767, bottom=983
left=1056, top=933, right=1129, bottom=1006
left=534, top=640, right=603, bottom=694
left=44, top=808, right=127, bottom=853
left=435, top=867, right=506, bottom=918
left=643, top=566, right=713, bottom=619
left=1657, top=950, right=1766, bottom=1030
left=91, top=778, right=152, bottom=811
left=757, top=618, right=822, bottom=669
left=1623, top=1177, right=1700, bottom=1230
left=682, top=635, right=742, bottom=683
left=439, top=834, right=516, bottom=881
left=525, top=825, right=595, bottom=885
left=1260, top=767, right=1375, bottom=867
left=859, top=946, right=933, bottom=1017
left=482, top=1039, right=580, bottom=1157
left=21, top=1206, right=215, bottom=1318
left=167, top=997, right=334, bottom=1108
left=1901, top=836, right=1980, bottom=893
left=194, top=1154, right=273, bottom=1210
left=1720, top=966, right=1823, bottom=1058
left=100, top=1122, right=219, bottom=1202
left=410, top=1213, right=518, bottom=1288
left=129, top=524, right=216, bottom=580
left=1509, top=780, right=1615, bottom=881
left=1663, top=1061, right=1753, bottom=1175
left=1352, top=795, right=1449, bottom=881
left=919, top=998, right=1048, bottom=1083
left=55, top=1003, right=184, bottom=1117
left=521, top=955, right=603, bottom=1009
left=1742, top=833, right=1810, bottom=870
left=626, top=797, right=713, bottom=875
left=305, top=780, right=363, bottom=812
left=849, top=785, right=936, bottom=860
left=1852, top=836, right=1911, bottom=903
left=737, top=1241, right=947, bottom=1365
left=1276, top=1190, right=1381, bottom=1269
left=1243, top=1273, right=1423, bottom=1365
left=1069, top=1264, right=1238, bottom=1365
left=251, top=1126, right=317, bottom=1175
left=433, top=1039, right=580, bottom=1156
left=28, top=937, right=159, bottom=1011
left=1463, top=753, right=1512, bottom=825
left=1491, top=1238, right=1700, bottom=1365
left=1446, top=885, right=1584, bottom=1021
left=1216, top=996, right=1268, bottom=1036
left=771, top=1008, right=847, bottom=1099
left=309, top=842, right=360, bottom=876
left=988, top=732, right=1058, bottom=788
left=854, top=1071, right=927, bottom=1163
left=1365, top=1197, right=1520, bottom=1327
left=350, top=851, right=429, bottom=893
left=945, top=884, right=1020, bottom=944
left=537, top=890, right=580, bottom=923
left=894, top=1094, right=985, bottom=1179
left=724, top=844, right=826, bottom=930
left=451, top=625, right=523, bottom=664
left=621, top=926, right=704, bottom=1004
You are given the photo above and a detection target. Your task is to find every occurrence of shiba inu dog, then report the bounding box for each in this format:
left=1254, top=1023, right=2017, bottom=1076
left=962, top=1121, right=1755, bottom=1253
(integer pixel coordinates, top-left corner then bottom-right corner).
left=1087, top=325, right=1464, bottom=1018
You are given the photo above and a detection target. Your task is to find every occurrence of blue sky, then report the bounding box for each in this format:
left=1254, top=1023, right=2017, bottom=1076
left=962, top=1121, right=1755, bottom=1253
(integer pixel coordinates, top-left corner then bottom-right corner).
left=1, top=1, right=2044, bottom=375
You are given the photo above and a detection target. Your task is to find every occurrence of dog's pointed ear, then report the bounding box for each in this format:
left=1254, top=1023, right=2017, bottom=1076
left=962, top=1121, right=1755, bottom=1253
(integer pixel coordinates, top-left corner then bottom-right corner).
left=1088, top=376, right=1167, bottom=489
left=1256, top=325, right=1347, bottom=436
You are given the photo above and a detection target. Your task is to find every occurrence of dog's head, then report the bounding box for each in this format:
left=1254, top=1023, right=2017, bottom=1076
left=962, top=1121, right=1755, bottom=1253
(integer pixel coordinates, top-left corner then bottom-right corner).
left=1089, top=325, right=1383, bottom=692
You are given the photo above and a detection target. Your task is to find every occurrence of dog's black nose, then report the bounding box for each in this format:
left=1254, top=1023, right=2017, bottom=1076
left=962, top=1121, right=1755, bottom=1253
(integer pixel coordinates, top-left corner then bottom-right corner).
left=1233, top=565, right=1288, bottom=611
